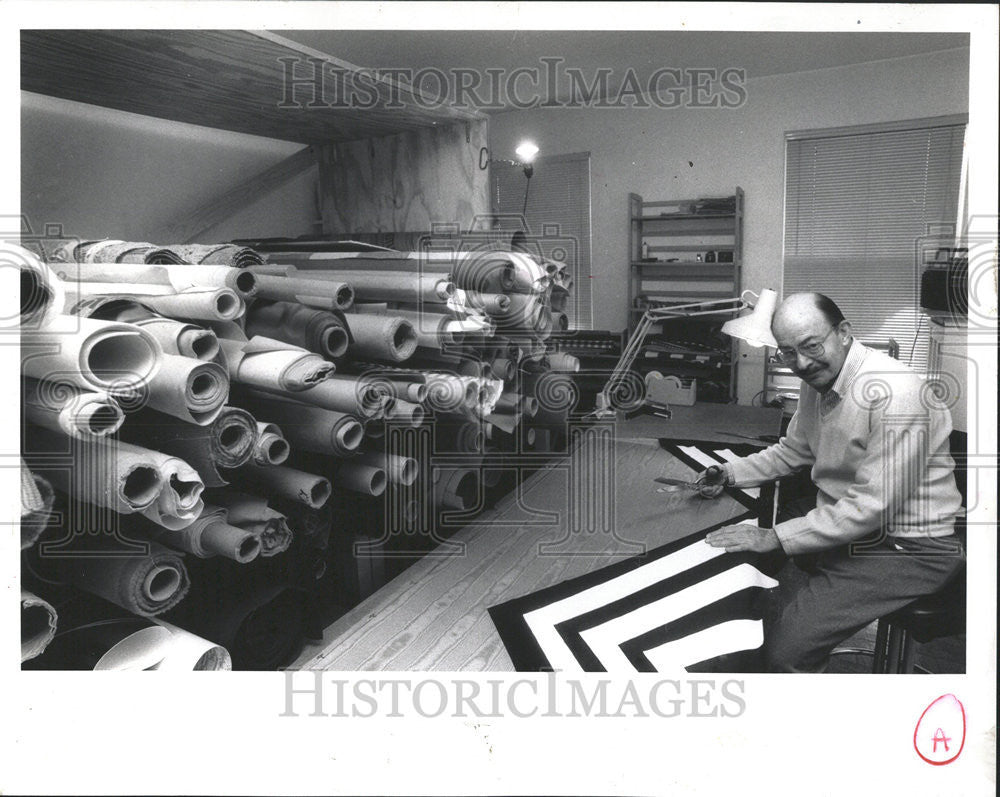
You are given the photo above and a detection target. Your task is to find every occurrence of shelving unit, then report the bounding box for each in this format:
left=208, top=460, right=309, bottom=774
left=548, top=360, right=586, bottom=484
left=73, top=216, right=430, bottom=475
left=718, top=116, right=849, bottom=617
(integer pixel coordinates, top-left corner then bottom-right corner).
left=626, top=188, right=744, bottom=403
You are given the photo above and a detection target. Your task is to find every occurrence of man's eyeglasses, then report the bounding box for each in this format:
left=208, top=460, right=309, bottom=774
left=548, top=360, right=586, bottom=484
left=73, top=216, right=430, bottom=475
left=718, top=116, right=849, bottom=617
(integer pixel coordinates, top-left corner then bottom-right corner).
left=775, top=327, right=837, bottom=365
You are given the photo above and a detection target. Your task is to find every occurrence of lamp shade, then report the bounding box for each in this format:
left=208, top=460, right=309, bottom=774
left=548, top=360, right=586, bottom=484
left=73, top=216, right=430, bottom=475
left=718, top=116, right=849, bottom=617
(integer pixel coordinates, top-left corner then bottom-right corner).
left=721, top=288, right=778, bottom=348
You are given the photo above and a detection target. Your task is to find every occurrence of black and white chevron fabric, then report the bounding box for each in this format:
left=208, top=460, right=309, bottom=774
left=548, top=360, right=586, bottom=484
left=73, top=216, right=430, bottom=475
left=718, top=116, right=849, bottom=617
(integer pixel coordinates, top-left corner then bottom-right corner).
left=489, top=516, right=781, bottom=673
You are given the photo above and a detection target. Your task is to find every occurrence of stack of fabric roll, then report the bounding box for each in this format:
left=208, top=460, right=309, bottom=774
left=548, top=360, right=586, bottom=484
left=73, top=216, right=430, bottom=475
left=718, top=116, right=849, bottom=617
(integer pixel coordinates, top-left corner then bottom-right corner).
left=17, top=232, right=581, bottom=668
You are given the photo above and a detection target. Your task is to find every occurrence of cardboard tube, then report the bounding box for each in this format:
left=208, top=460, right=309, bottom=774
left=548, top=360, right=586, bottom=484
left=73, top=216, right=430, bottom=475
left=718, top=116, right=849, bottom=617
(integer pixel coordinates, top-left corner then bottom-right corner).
left=21, top=590, right=58, bottom=662
left=491, top=357, right=516, bottom=382
left=386, top=379, right=428, bottom=404
left=252, top=273, right=354, bottom=309
left=244, top=300, right=350, bottom=360
left=343, top=313, right=418, bottom=362
left=145, top=354, right=229, bottom=426
left=15, top=244, right=64, bottom=329
left=331, top=462, right=387, bottom=496
left=66, top=541, right=190, bottom=617
left=253, top=421, right=290, bottom=465
left=69, top=262, right=258, bottom=298
left=228, top=463, right=331, bottom=509
left=22, top=314, right=162, bottom=394
left=218, top=336, right=335, bottom=392
left=22, top=378, right=124, bottom=440
left=354, top=452, right=418, bottom=486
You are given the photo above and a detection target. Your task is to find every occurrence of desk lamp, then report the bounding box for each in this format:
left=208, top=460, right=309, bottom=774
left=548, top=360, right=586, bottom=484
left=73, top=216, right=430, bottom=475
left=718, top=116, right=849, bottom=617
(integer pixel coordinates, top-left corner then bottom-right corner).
left=594, top=288, right=778, bottom=417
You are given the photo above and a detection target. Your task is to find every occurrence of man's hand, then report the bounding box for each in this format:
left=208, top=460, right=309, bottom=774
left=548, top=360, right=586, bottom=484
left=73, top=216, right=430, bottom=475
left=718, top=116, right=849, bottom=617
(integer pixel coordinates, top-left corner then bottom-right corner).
left=695, top=465, right=727, bottom=498
left=705, top=524, right=782, bottom=553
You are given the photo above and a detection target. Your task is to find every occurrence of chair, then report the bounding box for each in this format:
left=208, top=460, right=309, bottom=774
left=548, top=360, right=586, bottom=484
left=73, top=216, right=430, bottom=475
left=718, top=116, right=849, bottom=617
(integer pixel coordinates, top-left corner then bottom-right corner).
left=871, top=565, right=966, bottom=673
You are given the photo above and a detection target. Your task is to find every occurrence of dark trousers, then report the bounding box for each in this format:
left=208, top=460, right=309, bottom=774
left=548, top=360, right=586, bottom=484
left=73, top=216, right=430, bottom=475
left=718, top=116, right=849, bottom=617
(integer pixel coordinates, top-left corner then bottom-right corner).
left=762, top=497, right=965, bottom=673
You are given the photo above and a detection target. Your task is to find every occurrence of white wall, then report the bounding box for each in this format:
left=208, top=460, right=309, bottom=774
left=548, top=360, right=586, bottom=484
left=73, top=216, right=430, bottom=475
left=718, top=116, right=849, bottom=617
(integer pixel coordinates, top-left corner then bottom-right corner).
left=489, top=48, right=970, bottom=403
left=20, top=91, right=320, bottom=245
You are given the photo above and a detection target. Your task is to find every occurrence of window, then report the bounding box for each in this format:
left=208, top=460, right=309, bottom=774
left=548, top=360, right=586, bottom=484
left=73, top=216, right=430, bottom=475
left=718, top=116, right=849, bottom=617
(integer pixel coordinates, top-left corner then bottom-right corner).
left=783, top=116, right=966, bottom=370
left=491, top=152, right=593, bottom=330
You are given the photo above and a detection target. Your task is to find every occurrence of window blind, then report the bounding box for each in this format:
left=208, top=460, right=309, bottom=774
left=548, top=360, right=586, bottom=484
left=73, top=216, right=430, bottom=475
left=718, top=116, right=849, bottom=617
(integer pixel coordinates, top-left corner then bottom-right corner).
left=783, top=116, right=966, bottom=371
left=491, top=152, right=593, bottom=330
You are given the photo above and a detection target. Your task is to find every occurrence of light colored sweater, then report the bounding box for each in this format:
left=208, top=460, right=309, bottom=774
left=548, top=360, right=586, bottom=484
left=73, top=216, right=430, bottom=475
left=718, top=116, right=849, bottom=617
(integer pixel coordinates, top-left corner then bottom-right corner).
left=725, top=341, right=962, bottom=555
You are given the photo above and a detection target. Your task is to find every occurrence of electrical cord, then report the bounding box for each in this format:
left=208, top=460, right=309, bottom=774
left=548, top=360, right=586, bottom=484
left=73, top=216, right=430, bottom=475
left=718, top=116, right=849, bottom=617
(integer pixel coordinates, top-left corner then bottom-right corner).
left=908, top=315, right=925, bottom=366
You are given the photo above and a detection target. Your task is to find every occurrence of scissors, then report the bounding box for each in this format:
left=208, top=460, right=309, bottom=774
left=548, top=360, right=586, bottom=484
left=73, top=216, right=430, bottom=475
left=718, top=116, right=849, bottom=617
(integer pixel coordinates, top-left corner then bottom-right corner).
left=653, top=476, right=704, bottom=493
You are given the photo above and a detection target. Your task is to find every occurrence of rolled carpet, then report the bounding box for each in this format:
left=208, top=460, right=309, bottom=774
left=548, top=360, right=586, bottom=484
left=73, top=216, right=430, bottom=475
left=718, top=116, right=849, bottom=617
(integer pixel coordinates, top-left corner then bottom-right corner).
left=13, top=243, right=64, bottom=329
left=144, top=243, right=265, bottom=269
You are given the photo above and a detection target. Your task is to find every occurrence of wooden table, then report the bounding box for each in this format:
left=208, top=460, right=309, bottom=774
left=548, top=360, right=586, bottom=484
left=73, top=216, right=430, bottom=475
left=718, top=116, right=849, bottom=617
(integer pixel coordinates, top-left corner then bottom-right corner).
left=297, top=405, right=782, bottom=670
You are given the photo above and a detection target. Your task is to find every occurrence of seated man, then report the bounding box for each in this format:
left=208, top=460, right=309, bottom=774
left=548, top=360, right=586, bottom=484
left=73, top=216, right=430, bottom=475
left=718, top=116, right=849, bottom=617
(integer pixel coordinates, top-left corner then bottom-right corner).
left=700, top=292, right=964, bottom=672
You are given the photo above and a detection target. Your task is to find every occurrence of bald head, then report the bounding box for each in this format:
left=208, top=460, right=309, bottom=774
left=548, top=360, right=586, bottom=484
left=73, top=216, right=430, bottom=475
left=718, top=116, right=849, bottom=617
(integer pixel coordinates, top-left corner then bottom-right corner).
left=772, top=293, right=846, bottom=331
left=772, top=293, right=853, bottom=393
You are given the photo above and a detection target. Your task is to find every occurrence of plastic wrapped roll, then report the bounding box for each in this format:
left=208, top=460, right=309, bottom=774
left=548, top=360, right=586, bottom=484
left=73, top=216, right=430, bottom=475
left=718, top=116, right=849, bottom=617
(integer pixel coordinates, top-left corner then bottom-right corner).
left=342, top=313, right=418, bottom=362
left=68, top=297, right=221, bottom=361
left=354, top=452, right=418, bottom=486
left=22, top=378, right=124, bottom=440
left=331, top=462, right=387, bottom=496
left=10, top=243, right=64, bottom=329
left=218, top=335, right=335, bottom=392
left=226, top=463, right=331, bottom=509
left=22, top=314, right=162, bottom=395
left=68, top=261, right=258, bottom=299
left=244, top=300, right=350, bottom=360
left=65, top=541, right=190, bottom=617
left=252, top=421, right=290, bottom=465
left=234, top=393, right=363, bottom=456
left=145, top=354, right=229, bottom=426
left=21, top=590, right=58, bottom=662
